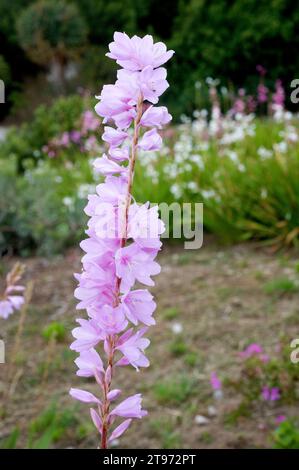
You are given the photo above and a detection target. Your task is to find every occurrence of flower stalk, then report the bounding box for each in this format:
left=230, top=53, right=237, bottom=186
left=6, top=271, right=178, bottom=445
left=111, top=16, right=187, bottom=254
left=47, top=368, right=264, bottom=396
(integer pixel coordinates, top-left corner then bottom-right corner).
left=69, top=32, right=174, bottom=448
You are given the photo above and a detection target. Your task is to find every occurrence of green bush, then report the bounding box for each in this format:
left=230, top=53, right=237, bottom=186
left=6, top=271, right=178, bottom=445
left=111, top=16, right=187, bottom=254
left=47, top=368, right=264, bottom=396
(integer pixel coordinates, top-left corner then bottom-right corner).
left=169, top=0, right=299, bottom=117
left=0, top=158, right=91, bottom=256
left=274, top=420, right=299, bottom=449
left=17, top=0, right=88, bottom=67
left=0, top=55, right=11, bottom=85
left=0, top=95, right=87, bottom=171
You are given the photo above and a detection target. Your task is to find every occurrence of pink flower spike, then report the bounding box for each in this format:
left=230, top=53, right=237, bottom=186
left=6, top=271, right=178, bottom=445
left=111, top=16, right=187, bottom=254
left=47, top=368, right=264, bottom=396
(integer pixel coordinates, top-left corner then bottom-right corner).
left=108, top=419, right=132, bottom=443
left=70, top=32, right=173, bottom=448
left=69, top=388, right=101, bottom=404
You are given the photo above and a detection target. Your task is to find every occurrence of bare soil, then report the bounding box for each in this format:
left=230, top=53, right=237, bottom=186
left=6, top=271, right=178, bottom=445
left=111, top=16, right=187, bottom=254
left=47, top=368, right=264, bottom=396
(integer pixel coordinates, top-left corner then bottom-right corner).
left=1, top=239, right=299, bottom=448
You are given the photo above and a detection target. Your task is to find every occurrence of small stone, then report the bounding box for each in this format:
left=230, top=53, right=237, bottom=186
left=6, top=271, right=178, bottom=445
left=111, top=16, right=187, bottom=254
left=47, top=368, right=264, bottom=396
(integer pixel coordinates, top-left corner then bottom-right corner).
left=194, top=415, right=210, bottom=426
left=207, top=405, right=217, bottom=417
left=231, top=297, right=242, bottom=307
left=213, top=389, right=223, bottom=400
left=171, top=322, right=183, bottom=334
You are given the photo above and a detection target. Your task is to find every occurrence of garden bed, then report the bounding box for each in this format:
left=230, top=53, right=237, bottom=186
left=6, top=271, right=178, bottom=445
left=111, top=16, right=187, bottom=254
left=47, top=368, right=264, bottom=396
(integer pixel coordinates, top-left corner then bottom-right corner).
left=1, top=239, right=299, bottom=448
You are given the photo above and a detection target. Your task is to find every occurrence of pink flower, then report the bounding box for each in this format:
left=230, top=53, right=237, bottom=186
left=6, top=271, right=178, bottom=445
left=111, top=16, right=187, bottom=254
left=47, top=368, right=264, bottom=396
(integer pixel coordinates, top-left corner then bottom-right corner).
left=115, top=243, right=161, bottom=291
left=128, top=202, right=164, bottom=248
left=141, top=105, right=172, bottom=128
left=106, top=32, right=174, bottom=71
left=110, top=394, right=147, bottom=418
left=75, top=348, right=104, bottom=377
left=121, top=289, right=156, bottom=326
left=70, top=388, right=101, bottom=404
left=95, top=83, right=137, bottom=129
left=210, top=372, right=222, bottom=391
left=257, top=83, right=268, bottom=104
left=240, top=343, right=263, bottom=358
left=108, top=419, right=132, bottom=442
left=0, top=264, right=25, bottom=319
left=109, top=147, right=129, bottom=162
left=0, top=300, right=14, bottom=319
left=93, top=305, right=128, bottom=335
left=139, top=129, right=162, bottom=151
left=117, top=66, right=169, bottom=104
left=102, top=126, right=128, bottom=147
left=96, top=175, right=127, bottom=205
left=70, top=319, right=104, bottom=352
left=93, top=155, right=126, bottom=176
left=275, top=415, right=286, bottom=424
left=272, top=80, right=285, bottom=107
left=262, top=386, right=281, bottom=401
left=90, top=408, right=102, bottom=434
left=116, top=327, right=150, bottom=369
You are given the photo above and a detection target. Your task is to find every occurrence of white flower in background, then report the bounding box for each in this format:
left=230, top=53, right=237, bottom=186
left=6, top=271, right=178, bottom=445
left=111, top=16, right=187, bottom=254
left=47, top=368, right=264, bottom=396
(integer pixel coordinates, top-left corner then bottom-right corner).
left=257, top=147, right=273, bottom=160
left=171, top=322, right=183, bottom=334
left=186, top=181, right=198, bottom=192
left=63, top=196, right=73, bottom=207
left=78, top=184, right=95, bottom=199
left=274, top=141, right=287, bottom=153
left=170, top=183, right=183, bottom=198
left=261, top=188, right=268, bottom=199
left=202, top=189, right=216, bottom=200
left=227, top=150, right=239, bottom=162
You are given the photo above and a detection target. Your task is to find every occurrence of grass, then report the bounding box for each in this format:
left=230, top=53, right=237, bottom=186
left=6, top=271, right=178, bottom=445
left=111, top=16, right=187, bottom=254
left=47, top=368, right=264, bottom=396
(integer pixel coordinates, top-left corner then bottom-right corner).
left=153, top=375, right=196, bottom=405
left=169, top=338, right=188, bottom=357
left=149, top=419, right=182, bottom=448
left=162, top=307, right=180, bottom=320
left=263, top=277, right=298, bottom=295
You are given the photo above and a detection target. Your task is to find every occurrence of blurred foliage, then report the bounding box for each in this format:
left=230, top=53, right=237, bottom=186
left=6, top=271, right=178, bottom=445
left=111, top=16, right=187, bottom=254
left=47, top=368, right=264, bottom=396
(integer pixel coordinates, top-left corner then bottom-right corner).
left=169, top=0, right=299, bottom=116
left=42, top=322, right=66, bottom=343
left=0, top=95, right=86, bottom=171
left=16, top=0, right=88, bottom=68
left=273, top=420, right=299, bottom=449
left=0, top=55, right=11, bottom=85
left=1, top=0, right=299, bottom=118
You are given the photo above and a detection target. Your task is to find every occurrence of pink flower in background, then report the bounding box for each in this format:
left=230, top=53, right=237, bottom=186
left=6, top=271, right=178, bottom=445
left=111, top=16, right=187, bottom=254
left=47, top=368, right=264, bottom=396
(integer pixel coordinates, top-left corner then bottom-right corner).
left=210, top=372, right=222, bottom=391
left=240, top=343, right=269, bottom=363
left=272, top=79, right=285, bottom=107
left=262, top=386, right=281, bottom=401
left=256, top=65, right=267, bottom=77
left=275, top=415, right=286, bottom=424
left=257, top=83, right=268, bottom=104
left=0, top=263, right=25, bottom=320
left=70, top=32, right=172, bottom=448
